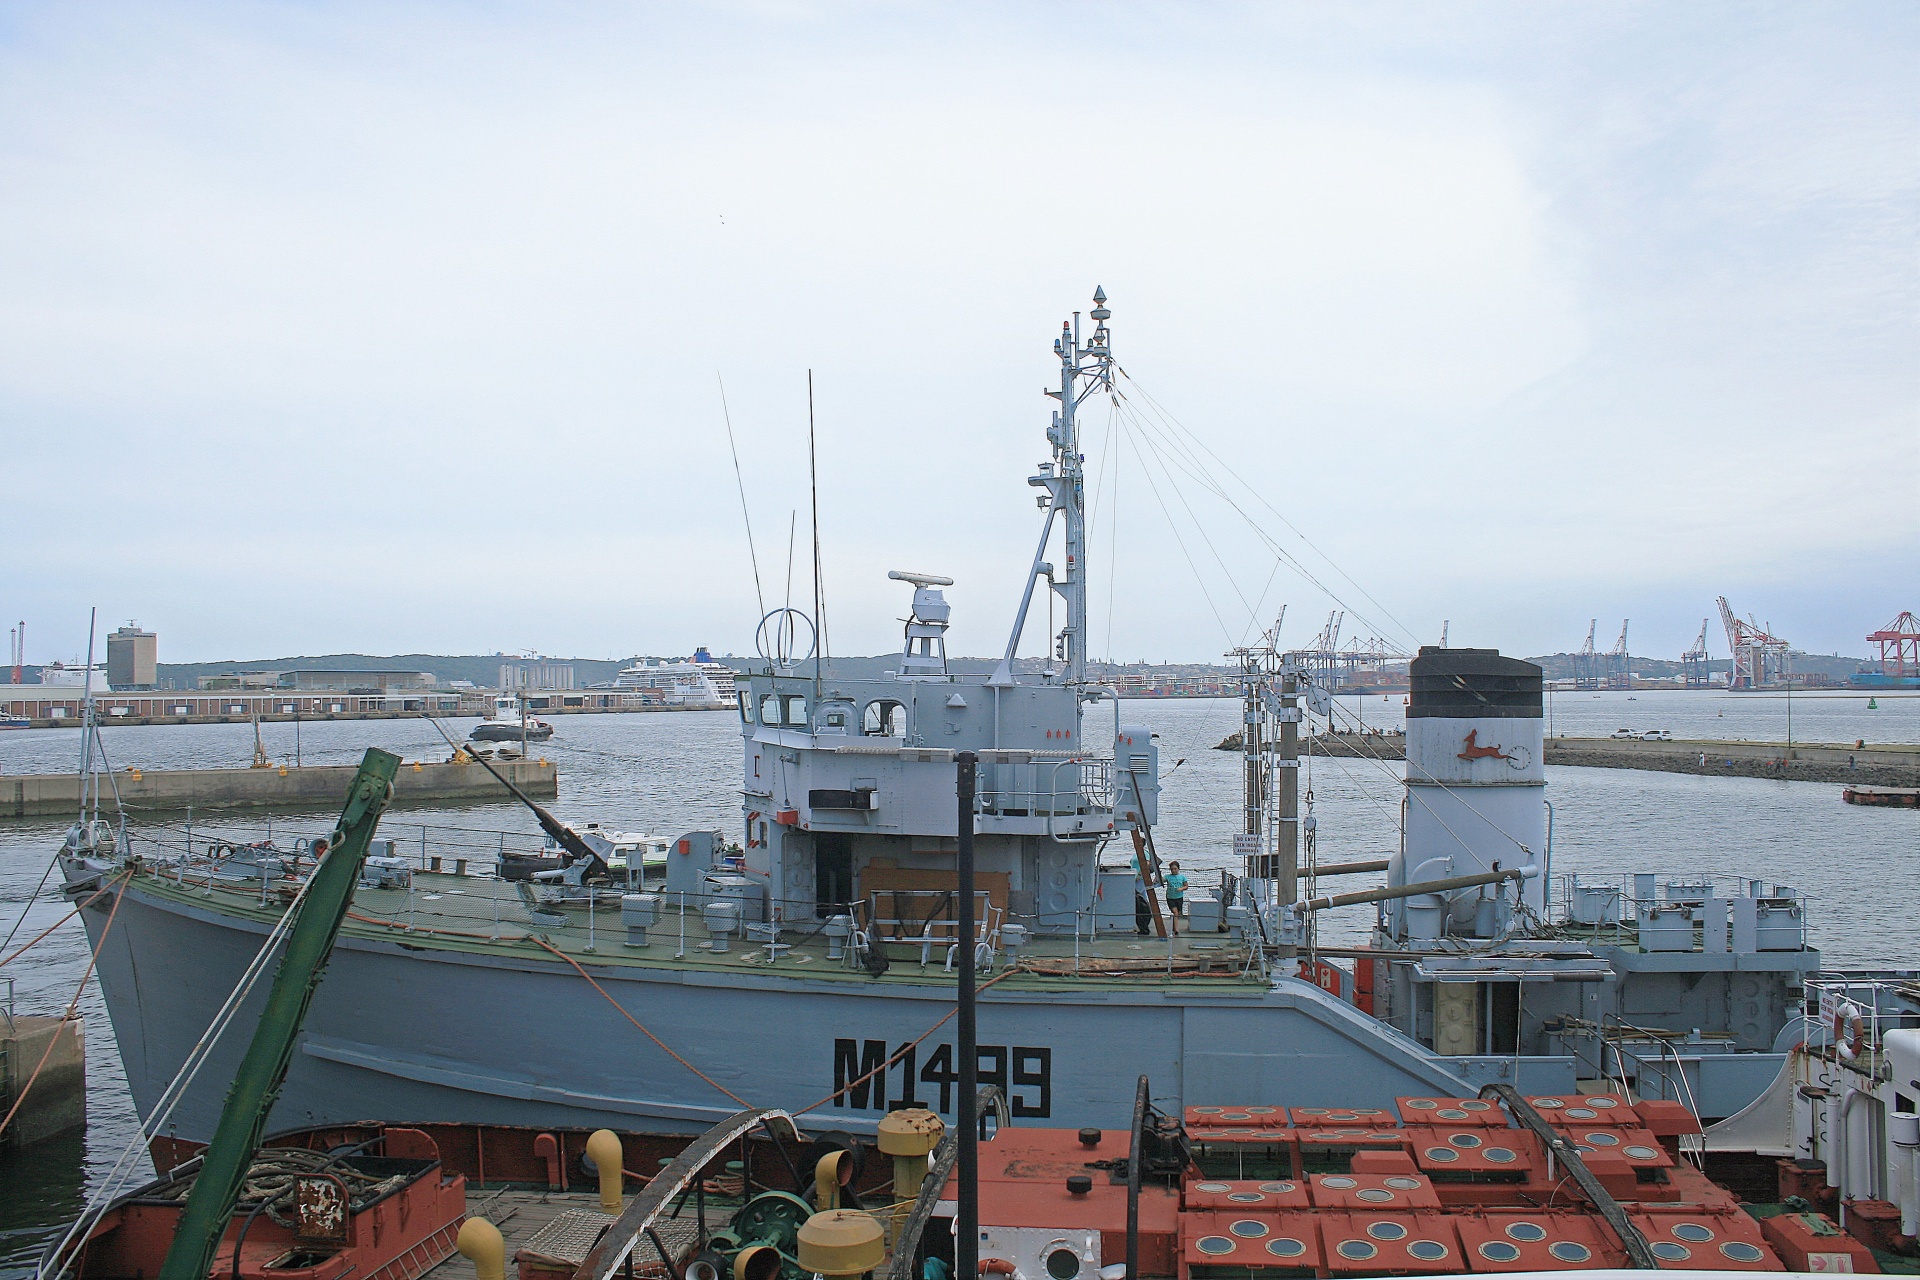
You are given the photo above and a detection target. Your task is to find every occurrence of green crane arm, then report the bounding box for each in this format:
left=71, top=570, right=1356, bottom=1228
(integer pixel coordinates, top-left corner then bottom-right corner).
left=158, top=747, right=402, bottom=1280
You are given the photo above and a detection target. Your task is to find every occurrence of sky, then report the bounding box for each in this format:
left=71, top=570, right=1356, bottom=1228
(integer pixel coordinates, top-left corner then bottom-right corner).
left=1, top=2, right=1914, bottom=669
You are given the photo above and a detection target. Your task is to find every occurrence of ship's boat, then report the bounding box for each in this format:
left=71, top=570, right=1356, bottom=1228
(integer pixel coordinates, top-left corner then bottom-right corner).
left=56, top=291, right=1853, bottom=1160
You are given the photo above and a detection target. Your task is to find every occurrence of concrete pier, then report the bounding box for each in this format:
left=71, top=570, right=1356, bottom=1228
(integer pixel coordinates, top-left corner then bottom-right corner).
left=2, top=758, right=559, bottom=817
left=1217, top=731, right=1920, bottom=788
left=0, top=1014, right=85, bottom=1150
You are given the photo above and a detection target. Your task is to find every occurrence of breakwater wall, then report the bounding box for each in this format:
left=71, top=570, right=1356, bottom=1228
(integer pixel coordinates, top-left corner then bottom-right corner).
left=1217, top=731, right=1920, bottom=788
left=2, top=758, right=558, bottom=818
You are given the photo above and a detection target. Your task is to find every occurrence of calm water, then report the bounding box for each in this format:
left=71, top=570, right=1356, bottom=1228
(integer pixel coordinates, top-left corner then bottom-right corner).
left=2, top=693, right=1915, bottom=1274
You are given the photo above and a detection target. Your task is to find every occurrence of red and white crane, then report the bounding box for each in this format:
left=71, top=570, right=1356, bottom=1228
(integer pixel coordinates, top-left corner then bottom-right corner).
left=1866, top=611, right=1919, bottom=680
left=1716, top=596, right=1791, bottom=690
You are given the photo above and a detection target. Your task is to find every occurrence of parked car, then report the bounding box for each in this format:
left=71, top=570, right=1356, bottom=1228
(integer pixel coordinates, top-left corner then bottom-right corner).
left=1641, top=729, right=1673, bottom=742
left=1610, top=727, right=1638, bottom=739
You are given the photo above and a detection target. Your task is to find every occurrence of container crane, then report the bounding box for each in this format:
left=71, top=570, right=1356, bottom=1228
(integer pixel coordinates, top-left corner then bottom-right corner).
left=1866, top=611, right=1919, bottom=681
left=1682, top=619, right=1711, bottom=688
left=1605, top=620, right=1631, bottom=690
left=1716, top=595, right=1790, bottom=690
left=1574, top=620, right=1600, bottom=690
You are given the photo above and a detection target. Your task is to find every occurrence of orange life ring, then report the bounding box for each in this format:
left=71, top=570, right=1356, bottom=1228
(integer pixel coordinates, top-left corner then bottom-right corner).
left=1833, top=1000, right=1864, bottom=1060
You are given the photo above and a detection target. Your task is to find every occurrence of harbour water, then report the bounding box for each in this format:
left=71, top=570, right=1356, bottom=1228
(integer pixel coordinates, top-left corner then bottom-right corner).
left=1, top=688, right=1915, bottom=1276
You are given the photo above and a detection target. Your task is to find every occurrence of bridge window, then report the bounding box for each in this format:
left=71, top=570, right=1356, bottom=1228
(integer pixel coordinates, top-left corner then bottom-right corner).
left=783, top=695, right=809, bottom=726
left=863, top=700, right=906, bottom=736
left=759, top=693, right=781, bottom=724
left=737, top=691, right=753, bottom=722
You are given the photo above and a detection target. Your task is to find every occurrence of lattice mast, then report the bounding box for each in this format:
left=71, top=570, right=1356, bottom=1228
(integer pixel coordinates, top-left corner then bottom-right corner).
left=991, top=288, right=1115, bottom=693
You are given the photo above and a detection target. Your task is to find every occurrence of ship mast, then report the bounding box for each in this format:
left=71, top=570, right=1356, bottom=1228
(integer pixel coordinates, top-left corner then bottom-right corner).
left=991, top=288, right=1114, bottom=689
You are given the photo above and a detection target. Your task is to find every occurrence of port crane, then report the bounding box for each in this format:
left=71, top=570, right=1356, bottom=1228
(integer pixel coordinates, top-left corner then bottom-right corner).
left=1605, top=620, right=1632, bottom=690
left=1867, top=610, right=1919, bottom=680
left=1573, top=619, right=1600, bottom=689
left=1716, top=595, right=1791, bottom=690
left=1682, top=619, right=1712, bottom=687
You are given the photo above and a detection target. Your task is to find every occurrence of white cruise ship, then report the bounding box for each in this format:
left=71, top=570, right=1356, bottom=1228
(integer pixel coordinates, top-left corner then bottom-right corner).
left=610, top=647, right=737, bottom=708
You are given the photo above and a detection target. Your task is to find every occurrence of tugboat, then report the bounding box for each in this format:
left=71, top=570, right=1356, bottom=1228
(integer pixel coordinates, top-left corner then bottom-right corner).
left=54, top=290, right=1881, bottom=1155
left=470, top=692, right=554, bottom=742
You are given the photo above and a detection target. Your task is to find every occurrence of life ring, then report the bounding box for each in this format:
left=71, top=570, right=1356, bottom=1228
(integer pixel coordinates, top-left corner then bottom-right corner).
left=1833, top=1000, right=1864, bottom=1060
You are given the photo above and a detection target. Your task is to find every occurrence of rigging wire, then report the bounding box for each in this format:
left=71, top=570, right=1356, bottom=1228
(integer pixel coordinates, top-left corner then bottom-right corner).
left=716, top=372, right=767, bottom=621
left=1121, top=429, right=1233, bottom=645
left=1121, top=405, right=1261, bottom=627
left=1115, top=369, right=1422, bottom=648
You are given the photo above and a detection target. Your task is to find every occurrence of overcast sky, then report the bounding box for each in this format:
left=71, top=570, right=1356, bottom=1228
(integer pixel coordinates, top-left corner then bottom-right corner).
left=2, top=2, right=1913, bottom=669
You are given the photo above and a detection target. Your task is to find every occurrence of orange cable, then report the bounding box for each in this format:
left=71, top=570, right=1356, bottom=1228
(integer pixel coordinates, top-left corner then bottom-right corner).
left=0, top=870, right=132, bottom=1140
left=793, top=966, right=1021, bottom=1116
left=529, top=936, right=752, bottom=1108
left=0, top=876, right=126, bottom=969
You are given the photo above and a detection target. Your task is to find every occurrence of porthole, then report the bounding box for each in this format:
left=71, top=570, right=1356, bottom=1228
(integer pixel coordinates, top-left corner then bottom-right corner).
left=1484, top=1147, right=1517, bottom=1163
left=1505, top=1222, right=1547, bottom=1243
left=1586, top=1096, right=1619, bottom=1108
left=1720, top=1242, right=1766, bottom=1262
left=1407, top=1240, right=1449, bottom=1262
left=1258, top=1182, right=1297, bottom=1194
left=1583, top=1132, right=1619, bottom=1146
left=1227, top=1192, right=1264, bottom=1203
left=1564, top=1108, right=1598, bottom=1120
left=1448, top=1133, right=1483, bottom=1148
left=1531, top=1097, right=1565, bottom=1109
left=1320, top=1176, right=1357, bottom=1189
left=1045, top=1248, right=1080, bottom=1280
left=1195, top=1237, right=1236, bottom=1256
left=1383, top=1177, right=1423, bottom=1190
left=1460, top=1100, right=1492, bottom=1111
left=1247, top=1106, right=1277, bottom=1115
left=1220, top=1111, right=1252, bottom=1121
left=1265, top=1239, right=1305, bottom=1259
left=1229, top=1220, right=1269, bottom=1239
left=1326, top=1112, right=1360, bottom=1122
left=1195, top=1182, right=1232, bottom=1194
left=1193, top=1106, right=1223, bottom=1114
left=1352, top=1108, right=1386, bottom=1116
left=1623, top=1145, right=1662, bottom=1160
left=1650, top=1242, right=1691, bottom=1262
left=1436, top=1108, right=1471, bottom=1120
left=1295, top=1107, right=1328, bottom=1116
left=1423, top=1147, right=1459, bottom=1162
left=1478, top=1242, right=1522, bottom=1263
left=1366, top=1222, right=1408, bottom=1241
left=1671, top=1223, right=1715, bottom=1243
left=1404, top=1098, right=1438, bottom=1110
left=1335, top=1240, right=1377, bottom=1261
left=1548, top=1241, right=1591, bottom=1263
left=1355, top=1188, right=1394, bottom=1203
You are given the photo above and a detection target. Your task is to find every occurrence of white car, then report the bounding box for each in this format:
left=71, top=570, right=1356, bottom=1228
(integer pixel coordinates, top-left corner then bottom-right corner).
left=1610, top=728, right=1638, bottom=739
left=1641, top=729, right=1673, bottom=742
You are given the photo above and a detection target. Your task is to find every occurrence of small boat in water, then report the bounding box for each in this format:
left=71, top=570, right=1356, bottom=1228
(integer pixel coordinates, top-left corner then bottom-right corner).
left=470, top=693, right=553, bottom=742
left=0, top=712, right=30, bottom=729
left=1843, top=784, right=1919, bottom=808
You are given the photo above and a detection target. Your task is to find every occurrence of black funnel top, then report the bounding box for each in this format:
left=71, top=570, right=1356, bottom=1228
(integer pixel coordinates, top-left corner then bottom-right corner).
left=1408, top=647, right=1542, bottom=719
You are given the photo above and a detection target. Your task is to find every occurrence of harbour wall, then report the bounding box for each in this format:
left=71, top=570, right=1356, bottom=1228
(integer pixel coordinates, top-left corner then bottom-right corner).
left=2, top=758, right=558, bottom=818
left=1222, top=732, right=1920, bottom=787
left=1, top=703, right=727, bottom=729
left=0, top=1015, right=85, bottom=1150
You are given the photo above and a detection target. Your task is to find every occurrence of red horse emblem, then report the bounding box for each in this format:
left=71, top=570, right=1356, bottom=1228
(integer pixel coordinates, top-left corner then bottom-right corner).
left=1457, top=729, right=1512, bottom=761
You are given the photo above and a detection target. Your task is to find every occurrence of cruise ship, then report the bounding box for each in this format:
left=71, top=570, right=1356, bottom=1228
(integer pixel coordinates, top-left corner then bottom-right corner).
left=610, top=648, right=738, bottom=708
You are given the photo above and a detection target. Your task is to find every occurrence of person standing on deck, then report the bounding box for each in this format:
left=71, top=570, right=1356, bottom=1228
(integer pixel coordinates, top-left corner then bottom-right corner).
left=1130, top=847, right=1152, bottom=935
left=1164, top=861, right=1188, bottom=938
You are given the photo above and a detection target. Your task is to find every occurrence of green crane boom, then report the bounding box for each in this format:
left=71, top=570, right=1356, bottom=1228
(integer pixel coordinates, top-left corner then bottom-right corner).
left=158, top=747, right=402, bottom=1280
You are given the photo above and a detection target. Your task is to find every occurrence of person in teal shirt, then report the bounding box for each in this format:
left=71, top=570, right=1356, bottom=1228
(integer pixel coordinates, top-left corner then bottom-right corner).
left=1164, top=861, right=1188, bottom=937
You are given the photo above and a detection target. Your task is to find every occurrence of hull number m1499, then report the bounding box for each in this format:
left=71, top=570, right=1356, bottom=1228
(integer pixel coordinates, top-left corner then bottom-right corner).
left=832, top=1039, right=1051, bottom=1117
